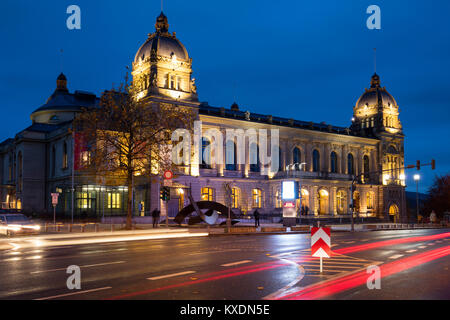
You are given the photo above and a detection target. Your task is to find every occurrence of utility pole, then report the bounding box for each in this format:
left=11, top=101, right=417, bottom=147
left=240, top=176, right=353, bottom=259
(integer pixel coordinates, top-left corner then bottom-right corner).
left=71, top=130, right=75, bottom=225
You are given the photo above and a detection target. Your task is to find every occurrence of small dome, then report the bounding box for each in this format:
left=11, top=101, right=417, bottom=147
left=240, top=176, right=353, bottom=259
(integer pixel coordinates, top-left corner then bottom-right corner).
left=134, top=12, right=189, bottom=63
left=355, top=73, right=397, bottom=109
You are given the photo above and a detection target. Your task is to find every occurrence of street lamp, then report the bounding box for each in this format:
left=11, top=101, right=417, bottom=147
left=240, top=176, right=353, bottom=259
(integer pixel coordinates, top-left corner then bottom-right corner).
left=414, top=174, right=420, bottom=222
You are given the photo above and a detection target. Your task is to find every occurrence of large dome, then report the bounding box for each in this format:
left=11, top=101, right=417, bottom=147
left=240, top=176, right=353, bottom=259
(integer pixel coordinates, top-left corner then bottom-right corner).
left=134, top=12, right=189, bottom=63
left=355, top=73, right=397, bottom=109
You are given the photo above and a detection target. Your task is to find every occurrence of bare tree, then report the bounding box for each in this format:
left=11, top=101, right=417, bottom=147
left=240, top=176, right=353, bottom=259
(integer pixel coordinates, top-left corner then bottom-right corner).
left=74, top=75, right=196, bottom=229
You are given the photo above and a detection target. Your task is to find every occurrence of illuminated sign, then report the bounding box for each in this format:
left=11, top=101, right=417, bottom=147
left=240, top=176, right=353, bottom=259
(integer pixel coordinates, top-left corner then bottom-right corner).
left=282, top=181, right=298, bottom=200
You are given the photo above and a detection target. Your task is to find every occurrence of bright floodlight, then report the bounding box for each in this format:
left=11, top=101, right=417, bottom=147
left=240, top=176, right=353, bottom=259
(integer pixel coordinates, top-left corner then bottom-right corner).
left=399, top=174, right=405, bottom=180
left=414, top=174, right=420, bottom=181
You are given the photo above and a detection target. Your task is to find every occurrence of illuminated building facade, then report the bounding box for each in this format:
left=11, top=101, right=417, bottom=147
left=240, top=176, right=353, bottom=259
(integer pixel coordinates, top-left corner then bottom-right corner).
left=0, top=12, right=407, bottom=222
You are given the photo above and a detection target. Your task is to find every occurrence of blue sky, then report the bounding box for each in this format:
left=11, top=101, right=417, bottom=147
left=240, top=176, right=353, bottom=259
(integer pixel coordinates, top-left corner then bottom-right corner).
left=0, top=0, right=449, bottom=193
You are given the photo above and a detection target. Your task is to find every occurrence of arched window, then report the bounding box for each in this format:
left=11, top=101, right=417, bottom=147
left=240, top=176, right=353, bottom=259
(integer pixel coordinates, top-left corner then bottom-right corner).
left=201, top=187, right=214, bottom=201
left=231, top=187, right=240, bottom=208
left=336, top=189, right=347, bottom=214
left=275, top=189, right=282, bottom=208
left=250, top=144, right=260, bottom=173
left=367, top=191, right=375, bottom=210
left=330, top=151, right=338, bottom=173
left=279, top=147, right=283, bottom=172
left=252, top=189, right=262, bottom=208
left=200, top=137, right=211, bottom=169
left=363, top=155, right=370, bottom=182
left=347, top=153, right=354, bottom=175
left=225, top=141, right=237, bottom=171
left=293, top=147, right=301, bottom=165
left=312, top=149, right=320, bottom=172
left=63, top=142, right=68, bottom=169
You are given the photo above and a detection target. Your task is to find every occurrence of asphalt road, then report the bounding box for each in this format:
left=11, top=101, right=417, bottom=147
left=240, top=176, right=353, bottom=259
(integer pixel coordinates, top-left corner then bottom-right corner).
left=0, top=229, right=449, bottom=300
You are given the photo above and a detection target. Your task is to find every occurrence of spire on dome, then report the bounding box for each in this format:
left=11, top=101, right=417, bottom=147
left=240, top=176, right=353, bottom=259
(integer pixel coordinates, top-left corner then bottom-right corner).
left=155, top=12, right=169, bottom=34
left=56, top=73, right=68, bottom=92
left=370, top=73, right=381, bottom=88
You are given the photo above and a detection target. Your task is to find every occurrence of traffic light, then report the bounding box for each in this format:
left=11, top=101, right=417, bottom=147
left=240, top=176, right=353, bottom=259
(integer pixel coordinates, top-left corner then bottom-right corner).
left=160, top=187, right=170, bottom=201
left=431, top=159, right=435, bottom=170
left=416, top=160, right=420, bottom=170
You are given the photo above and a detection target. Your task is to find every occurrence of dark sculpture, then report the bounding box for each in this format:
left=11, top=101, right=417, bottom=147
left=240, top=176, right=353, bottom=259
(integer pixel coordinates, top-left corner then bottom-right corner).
left=175, top=201, right=239, bottom=225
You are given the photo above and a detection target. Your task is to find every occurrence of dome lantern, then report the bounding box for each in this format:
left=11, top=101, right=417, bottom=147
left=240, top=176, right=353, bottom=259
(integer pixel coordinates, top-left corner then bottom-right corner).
left=155, top=12, right=169, bottom=34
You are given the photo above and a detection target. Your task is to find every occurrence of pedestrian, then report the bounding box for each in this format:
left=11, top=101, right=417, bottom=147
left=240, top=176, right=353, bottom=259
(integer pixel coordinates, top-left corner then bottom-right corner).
left=417, top=213, right=423, bottom=224
left=152, top=209, right=160, bottom=228
left=253, top=209, right=260, bottom=227
left=430, top=210, right=437, bottom=224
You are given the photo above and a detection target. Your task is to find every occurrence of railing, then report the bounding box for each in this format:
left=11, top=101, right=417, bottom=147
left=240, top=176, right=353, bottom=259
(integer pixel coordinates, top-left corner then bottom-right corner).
left=44, top=222, right=101, bottom=233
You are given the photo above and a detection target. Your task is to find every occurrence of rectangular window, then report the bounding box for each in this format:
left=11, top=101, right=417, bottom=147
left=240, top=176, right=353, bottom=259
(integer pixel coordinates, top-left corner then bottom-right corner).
left=201, top=187, right=214, bottom=201
left=108, top=192, right=121, bottom=209
left=170, top=75, right=175, bottom=89
left=77, top=192, right=93, bottom=209
left=231, top=188, right=239, bottom=209
left=252, top=189, right=262, bottom=208
left=81, top=151, right=91, bottom=166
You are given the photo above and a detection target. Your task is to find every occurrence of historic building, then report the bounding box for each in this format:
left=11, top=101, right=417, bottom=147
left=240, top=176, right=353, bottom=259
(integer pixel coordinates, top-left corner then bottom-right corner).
left=0, top=12, right=407, bottom=222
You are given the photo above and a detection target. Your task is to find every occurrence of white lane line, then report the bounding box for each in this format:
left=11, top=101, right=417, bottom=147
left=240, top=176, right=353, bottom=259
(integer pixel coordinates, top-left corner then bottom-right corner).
left=406, top=249, right=417, bottom=253
left=30, top=261, right=126, bottom=274
left=221, top=260, right=252, bottom=267
left=427, top=243, right=434, bottom=246
left=388, top=254, right=404, bottom=259
left=419, top=246, right=427, bottom=249
left=147, top=271, right=196, bottom=281
left=34, top=287, right=112, bottom=300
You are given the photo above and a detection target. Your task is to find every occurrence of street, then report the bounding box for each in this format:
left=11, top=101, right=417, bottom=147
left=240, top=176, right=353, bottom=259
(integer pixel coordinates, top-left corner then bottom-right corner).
left=0, top=229, right=449, bottom=300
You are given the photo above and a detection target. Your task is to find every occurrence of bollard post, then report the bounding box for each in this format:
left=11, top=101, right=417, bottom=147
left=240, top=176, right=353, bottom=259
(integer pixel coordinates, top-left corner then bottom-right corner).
left=95, top=224, right=99, bottom=233
left=81, top=225, right=85, bottom=233
left=57, top=224, right=61, bottom=232
left=45, top=222, right=48, bottom=233
left=68, top=224, right=72, bottom=232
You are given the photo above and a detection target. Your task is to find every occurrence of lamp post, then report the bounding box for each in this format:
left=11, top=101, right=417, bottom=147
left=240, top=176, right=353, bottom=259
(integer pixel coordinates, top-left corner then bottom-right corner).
left=414, top=174, right=420, bottom=222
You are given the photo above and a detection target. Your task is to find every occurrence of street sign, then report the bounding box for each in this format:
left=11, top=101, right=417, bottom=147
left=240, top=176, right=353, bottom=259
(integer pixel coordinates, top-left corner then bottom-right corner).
left=51, top=193, right=59, bottom=206
left=311, top=227, right=331, bottom=273
left=163, top=170, right=173, bottom=180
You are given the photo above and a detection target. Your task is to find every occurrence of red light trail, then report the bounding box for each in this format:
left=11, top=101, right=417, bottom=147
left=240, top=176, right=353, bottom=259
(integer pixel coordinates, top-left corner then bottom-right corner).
left=276, top=245, right=450, bottom=300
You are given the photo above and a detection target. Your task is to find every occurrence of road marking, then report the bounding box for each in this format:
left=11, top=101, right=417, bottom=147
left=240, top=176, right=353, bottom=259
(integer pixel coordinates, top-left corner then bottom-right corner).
left=418, top=246, right=427, bottom=249
left=221, top=260, right=252, bottom=267
left=428, top=243, right=434, bottom=246
left=147, top=271, right=196, bottom=280
left=30, top=261, right=126, bottom=274
left=388, top=254, right=404, bottom=259
left=406, top=249, right=417, bottom=253
left=34, top=287, right=112, bottom=300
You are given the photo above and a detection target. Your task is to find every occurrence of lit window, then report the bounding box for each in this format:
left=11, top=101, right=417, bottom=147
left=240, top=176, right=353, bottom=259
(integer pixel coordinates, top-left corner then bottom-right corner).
left=275, top=189, right=282, bottom=208
left=81, top=151, right=91, bottom=166
left=231, top=187, right=240, bottom=208
left=252, top=189, right=262, bottom=208
left=367, top=192, right=375, bottom=210
left=108, top=193, right=121, bottom=209
left=62, top=143, right=68, bottom=169
left=336, top=190, right=347, bottom=214
left=77, top=192, right=93, bottom=209
left=201, top=187, right=214, bottom=201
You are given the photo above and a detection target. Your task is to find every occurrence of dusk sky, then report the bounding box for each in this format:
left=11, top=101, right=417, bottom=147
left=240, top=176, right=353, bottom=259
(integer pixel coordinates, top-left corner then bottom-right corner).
left=1, top=0, right=449, bottom=193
